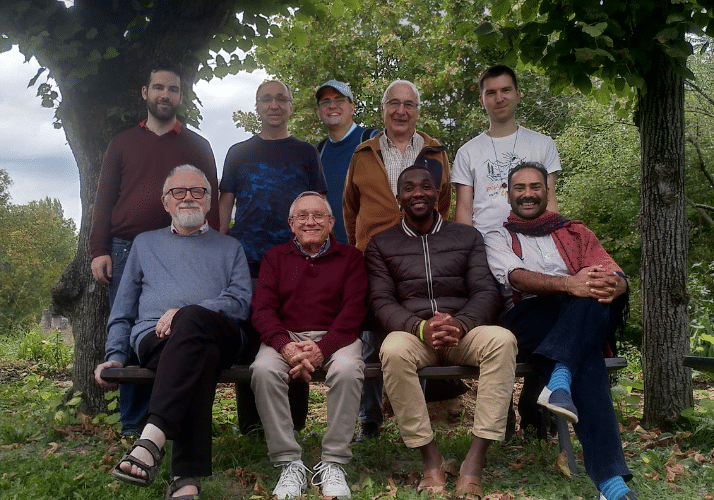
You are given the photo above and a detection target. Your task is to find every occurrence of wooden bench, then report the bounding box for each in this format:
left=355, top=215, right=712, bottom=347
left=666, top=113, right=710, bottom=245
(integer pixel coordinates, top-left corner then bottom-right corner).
left=102, top=357, right=626, bottom=474
left=683, top=355, right=714, bottom=374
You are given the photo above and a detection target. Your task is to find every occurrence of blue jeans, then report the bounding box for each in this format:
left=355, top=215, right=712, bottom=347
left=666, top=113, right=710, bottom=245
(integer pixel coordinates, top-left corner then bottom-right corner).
left=358, top=331, right=383, bottom=425
left=502, top=295, right=632, bottom=486
left=109, top=238, right=151, bottom=436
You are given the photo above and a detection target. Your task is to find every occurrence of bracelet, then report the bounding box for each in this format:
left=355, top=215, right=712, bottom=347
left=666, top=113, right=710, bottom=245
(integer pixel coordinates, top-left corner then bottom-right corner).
left=418, top=320, right=426, bottom=342
left=564, top=276, right=571, bottom=295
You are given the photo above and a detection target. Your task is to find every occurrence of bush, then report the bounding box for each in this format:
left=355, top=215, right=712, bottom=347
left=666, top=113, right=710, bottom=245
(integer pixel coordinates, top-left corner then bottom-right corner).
left=1, top=324, right=73, bottom=369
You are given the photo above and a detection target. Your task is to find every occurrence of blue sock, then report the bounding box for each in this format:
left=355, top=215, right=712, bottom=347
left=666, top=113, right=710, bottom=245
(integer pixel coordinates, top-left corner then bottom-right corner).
left=598, top=476, right=630, bottom=500
left=547, top=363, right=572, bottom=394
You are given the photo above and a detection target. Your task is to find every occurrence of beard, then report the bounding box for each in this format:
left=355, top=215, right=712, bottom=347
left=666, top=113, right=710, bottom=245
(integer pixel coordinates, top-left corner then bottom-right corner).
left=147, top=99, right=179, bottom=122
left=172, top=203, right=205, bottom=230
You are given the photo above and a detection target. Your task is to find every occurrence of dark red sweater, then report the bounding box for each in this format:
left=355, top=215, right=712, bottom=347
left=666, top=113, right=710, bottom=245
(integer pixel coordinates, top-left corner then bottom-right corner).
left=252, top=237, right=368, bottom=361
left=89, top=121, right=219, bottom=259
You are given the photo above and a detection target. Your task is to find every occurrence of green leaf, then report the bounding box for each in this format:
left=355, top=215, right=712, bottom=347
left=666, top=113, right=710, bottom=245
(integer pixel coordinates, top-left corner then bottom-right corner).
left=477, top=31, right=500, bottom=48
left=490, top=0, right=512, bottom=21
left=103, top=46, right=119, bottom=59
left=575, top=48, right=595, bottom=63
left=474, top=22, right=494, bottom=36
left=573, top=74, right=592, bottom=95
left=582, top=22, right=607, bottom=38
left=655, top=27, right=679, bottom=42
left=594, top=48, right=616, bottom=62
left=666, top=14, right=685, bottom=24
left=88, top=48, right=102, bottom=62
left=521, top=0, right=539, bottom=22
left=28, top=67, right=47, bottom=87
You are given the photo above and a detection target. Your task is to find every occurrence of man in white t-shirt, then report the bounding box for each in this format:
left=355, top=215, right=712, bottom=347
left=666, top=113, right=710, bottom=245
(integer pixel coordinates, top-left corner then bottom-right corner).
left=451, top=65, right=561, bottom=234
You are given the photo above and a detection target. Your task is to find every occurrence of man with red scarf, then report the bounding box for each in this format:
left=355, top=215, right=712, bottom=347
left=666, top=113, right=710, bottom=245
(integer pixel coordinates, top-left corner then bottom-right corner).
left=484, top=162, right=637, bottom=500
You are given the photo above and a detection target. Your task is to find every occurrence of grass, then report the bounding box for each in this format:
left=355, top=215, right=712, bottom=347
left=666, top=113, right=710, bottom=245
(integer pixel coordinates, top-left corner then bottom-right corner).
left=1, top=331, right=714, bottom=499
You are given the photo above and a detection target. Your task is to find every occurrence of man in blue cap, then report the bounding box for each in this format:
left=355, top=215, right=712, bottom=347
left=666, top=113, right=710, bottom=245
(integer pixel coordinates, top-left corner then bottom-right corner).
left=315, top=80, right=379, bottom=245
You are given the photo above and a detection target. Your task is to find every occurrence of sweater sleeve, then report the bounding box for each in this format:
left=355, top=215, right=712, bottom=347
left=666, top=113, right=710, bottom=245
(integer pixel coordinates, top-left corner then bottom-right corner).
left=104, top=244, right=142, bottom=365
left=315, top=249, right=367, bottom=361
left=251, top=249, right=292, bottom=353
left=364, top=237, right=422, bottom=335
left=198, top=240, right=252, bottom=322
left=90, top=137, right=123, bottom=259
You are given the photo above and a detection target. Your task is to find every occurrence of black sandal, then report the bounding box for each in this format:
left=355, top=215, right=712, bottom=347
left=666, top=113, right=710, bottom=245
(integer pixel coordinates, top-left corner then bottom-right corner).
left=165, top=477, right=201, bottom=499
left=111, top=438, right=165, bottom=487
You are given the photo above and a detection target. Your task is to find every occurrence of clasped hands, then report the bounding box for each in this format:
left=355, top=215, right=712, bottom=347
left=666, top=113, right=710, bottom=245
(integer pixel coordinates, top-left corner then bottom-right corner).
left=421, top=311, right=465, bottom=350
left=568, top=266, right=627, bottom=304
left=280, top=340, right=325, bottom=382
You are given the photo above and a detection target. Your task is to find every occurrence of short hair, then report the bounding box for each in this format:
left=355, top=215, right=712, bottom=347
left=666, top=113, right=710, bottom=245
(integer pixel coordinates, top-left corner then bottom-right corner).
left=162, top=165, right=211, bottom=197
left=288, top=191, right=333, bottom=218
left=478, top=65, right=518, bottom=94
left=507, top=162, right=548, bottom=190
left=397, top=164, right=435, bottom=193
left=256, top=79, right=293, bottom=102
left=146, top=60, right=183, bottom=90
left=382, top=80, right=421, bottom=106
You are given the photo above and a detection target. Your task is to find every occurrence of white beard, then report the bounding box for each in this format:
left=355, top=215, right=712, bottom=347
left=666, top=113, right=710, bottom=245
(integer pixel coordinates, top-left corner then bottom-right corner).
left=173, top=203, right=205, bottom=231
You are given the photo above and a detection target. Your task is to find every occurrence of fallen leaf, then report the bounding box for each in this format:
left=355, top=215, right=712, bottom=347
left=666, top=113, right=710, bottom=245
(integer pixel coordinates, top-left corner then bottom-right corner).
left=253, top=480, right=268, bottom=496
left=45, top=442, right=61, bottom=457
left=665, top=463, right=690, bottom=482
left=73, top=474, right=84, bottom=481
left=643, top=471, right=660, bottom=481
left=555, top=450, right=571, bottom=477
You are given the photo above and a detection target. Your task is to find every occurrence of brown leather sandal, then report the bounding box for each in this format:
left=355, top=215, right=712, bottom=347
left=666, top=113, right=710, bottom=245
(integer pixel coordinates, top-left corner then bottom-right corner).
left=417, top=466, right=447, bottom=496
left=455, top=475, right=483, bottom=499
left=165, top=476, right=201, bottom=499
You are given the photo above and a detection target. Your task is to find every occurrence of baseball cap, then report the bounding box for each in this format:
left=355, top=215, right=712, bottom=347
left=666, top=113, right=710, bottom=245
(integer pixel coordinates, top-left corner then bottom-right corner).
left=316, top=80, right=354, bottom=102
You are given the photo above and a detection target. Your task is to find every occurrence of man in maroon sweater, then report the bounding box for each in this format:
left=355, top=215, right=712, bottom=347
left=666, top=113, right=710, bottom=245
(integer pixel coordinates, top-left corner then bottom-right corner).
left=89, top=60, right=220, bottom=437
left=251, top=191, right=367, bottom=500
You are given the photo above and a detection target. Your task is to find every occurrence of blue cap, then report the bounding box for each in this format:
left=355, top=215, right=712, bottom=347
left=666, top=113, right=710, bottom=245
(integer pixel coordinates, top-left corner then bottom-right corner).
left=316, top=80, right=354, bottom=102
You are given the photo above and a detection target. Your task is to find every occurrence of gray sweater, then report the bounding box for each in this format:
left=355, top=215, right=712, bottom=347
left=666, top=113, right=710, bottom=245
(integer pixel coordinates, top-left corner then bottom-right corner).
left=104, top=227, right=251, bottom=366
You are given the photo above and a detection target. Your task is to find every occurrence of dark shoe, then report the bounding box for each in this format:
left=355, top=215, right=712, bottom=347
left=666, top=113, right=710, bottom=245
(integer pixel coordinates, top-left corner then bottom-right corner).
left=355, top=422, right=380, bottom=442
left=166, top=477, right=200, bottom=499
left=599, top=492, right=638, bottom=500
left=537, top=387, right=579, bottom=424
left=111, top=438, right=164, bottom=487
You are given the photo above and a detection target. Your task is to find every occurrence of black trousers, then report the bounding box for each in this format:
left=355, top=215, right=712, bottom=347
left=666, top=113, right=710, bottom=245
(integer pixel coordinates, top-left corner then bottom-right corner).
left=138, top=304, right=247, bottom=477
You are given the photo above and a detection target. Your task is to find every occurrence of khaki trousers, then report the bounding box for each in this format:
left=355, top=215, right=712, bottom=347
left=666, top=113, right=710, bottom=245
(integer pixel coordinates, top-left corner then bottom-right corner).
left=380, top=325, right=516, bottom=448
left=251, top=331, right=364, bottom=464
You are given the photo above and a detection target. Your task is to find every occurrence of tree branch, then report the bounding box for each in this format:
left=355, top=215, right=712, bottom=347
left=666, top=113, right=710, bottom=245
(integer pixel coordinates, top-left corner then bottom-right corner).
left=686, top=197, right=714, bottom=229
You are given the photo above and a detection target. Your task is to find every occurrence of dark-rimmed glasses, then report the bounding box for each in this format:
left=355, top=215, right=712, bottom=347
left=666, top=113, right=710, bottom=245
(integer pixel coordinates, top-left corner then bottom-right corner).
left=318, top=97, right=350, bottom=108
left=165, top=187, right=208, bottom=200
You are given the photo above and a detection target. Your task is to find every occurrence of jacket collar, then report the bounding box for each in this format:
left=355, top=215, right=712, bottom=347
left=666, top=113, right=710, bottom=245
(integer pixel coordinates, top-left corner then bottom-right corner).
left=400, top=211, right=443, bottom=237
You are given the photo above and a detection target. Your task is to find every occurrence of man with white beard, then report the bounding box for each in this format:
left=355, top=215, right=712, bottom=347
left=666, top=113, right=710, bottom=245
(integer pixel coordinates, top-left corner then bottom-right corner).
left=95, top=165, right=252, bottom=499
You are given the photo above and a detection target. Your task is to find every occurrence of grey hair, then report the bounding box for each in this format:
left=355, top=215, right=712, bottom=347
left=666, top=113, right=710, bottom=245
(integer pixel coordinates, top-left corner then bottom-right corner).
left=162, top=165, right=211, bottom=197
left=256, top=79, right=293, bottom=102
left=288, top=191, right=333, bottom=218
left=382, top=80, right=421, bottom=106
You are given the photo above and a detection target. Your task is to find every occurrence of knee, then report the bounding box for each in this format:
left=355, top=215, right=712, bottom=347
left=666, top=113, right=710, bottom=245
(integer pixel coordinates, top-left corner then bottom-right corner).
left=328, top=355, right=365, bottom=386
left=171, top=304, right=210, bottom=332
left=379, top=331, right=410, bottom=363
left=482, top=326, right=518, bottom=358
left=250, top=353, right=284, bottom=388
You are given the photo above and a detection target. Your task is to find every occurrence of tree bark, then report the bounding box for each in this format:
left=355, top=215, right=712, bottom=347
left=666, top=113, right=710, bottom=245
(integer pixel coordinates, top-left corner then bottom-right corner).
left=638, top=50, right=693, bottom=428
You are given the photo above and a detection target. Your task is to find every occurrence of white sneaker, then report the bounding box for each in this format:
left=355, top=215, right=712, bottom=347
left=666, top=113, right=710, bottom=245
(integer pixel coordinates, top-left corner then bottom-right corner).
left=272, top=460, right=310, bottom=500
left=312, top=461, right=351, bottom=498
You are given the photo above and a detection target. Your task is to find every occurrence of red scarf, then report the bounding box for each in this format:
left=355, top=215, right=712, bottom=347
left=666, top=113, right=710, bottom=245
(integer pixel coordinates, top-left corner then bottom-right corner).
left=505, top=210, right=622, bottom=275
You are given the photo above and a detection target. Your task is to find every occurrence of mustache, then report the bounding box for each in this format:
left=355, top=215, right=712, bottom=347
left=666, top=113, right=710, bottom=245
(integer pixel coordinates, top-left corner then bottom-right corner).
left=517, top=196, right=541, bottom=205
left=178, top=201, right=200, bottom=208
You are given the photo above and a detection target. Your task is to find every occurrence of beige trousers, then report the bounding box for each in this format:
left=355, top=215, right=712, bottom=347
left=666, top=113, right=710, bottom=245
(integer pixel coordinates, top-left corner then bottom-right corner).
left=251, top=331, right=364, bottom=464
left=380, top=325, right=516, bottom=448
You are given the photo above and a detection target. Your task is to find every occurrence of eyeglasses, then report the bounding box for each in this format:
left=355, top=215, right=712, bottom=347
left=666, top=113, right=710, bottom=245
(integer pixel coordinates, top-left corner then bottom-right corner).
left=258, top=94, right=293, bottom=105
left=318, top=97, right=350, bottom=108
left=291, top=212, right=331, bottom=224
left=165, top=187, right=208, bottom=200
left=384, top=99, right=418, bottom=111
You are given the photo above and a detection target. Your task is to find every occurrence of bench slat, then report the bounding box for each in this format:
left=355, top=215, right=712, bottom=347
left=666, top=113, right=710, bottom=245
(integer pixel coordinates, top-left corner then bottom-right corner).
left=101, top=357, right=627, bottom=385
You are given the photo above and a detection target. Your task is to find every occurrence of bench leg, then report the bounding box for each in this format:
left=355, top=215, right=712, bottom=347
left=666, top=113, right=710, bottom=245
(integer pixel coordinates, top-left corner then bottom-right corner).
left=555, top=416, right=577, bottom=474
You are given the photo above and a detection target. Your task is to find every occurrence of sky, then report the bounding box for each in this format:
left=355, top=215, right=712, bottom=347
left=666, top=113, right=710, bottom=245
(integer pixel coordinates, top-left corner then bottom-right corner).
left=0, top=46, right=268, bottom=227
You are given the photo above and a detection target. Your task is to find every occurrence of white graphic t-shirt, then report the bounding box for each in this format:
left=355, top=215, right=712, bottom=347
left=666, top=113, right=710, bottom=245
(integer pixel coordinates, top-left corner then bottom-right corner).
left=450, top=126, right=561, bottom=233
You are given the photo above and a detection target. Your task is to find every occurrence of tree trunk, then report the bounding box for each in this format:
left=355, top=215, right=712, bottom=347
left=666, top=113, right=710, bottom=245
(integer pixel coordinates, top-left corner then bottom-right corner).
left=638, top=51, right=693, bottom=428
left=51, top=88, right=114, bottom=415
